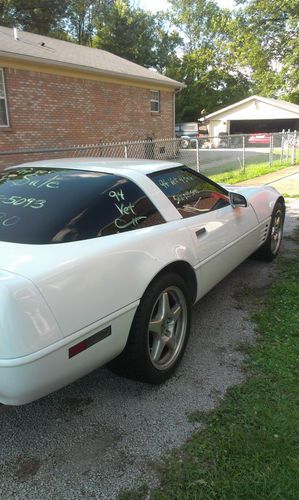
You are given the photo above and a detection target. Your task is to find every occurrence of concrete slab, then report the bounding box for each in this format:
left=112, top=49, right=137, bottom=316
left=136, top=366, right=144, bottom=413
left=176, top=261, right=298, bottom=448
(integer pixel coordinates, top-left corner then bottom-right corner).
left=236, top=166, right=299, bottom=196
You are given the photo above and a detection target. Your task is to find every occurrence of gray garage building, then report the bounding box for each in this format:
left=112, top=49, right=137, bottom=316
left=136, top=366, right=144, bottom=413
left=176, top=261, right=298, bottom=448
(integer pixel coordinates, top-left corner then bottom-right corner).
left=205, top=95, right=299, bottom=138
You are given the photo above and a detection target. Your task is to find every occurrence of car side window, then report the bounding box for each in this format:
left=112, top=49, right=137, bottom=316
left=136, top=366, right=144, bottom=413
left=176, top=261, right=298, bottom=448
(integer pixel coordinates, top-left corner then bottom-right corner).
left=0, top=168, right=165, bottom=244
left=150, top=167, right=230, bottom=218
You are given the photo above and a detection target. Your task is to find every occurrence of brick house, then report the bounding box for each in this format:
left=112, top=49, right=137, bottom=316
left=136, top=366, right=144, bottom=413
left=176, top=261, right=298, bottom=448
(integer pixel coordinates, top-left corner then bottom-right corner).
left=0, top=26, right=183, bottom=167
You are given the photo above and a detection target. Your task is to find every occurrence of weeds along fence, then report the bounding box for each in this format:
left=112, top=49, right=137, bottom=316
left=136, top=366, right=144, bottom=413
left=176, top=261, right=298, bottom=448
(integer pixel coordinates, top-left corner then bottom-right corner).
left=0, top=132, right=298, bottom=175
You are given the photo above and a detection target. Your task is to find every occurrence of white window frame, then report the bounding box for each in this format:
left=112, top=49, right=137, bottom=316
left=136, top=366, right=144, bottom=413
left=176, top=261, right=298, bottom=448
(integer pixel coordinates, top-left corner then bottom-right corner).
left=150, top=90, right=160, bottom=113
left=0, top=68, right=9, bottom=127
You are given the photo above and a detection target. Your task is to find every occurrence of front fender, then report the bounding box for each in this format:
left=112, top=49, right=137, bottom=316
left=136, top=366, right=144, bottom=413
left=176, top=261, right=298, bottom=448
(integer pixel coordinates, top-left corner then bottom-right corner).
left=228, top=185, right=283, bottom=223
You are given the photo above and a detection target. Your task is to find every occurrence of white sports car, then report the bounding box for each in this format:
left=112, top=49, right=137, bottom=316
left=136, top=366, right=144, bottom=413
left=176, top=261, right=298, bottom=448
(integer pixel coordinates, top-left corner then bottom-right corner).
left=0, top=159, right=284, bottom=405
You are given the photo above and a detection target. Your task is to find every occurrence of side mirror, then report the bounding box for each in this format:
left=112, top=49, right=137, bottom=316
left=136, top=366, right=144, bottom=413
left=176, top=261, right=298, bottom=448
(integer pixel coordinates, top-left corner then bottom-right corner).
left=229, top=192, right=247, bottom=208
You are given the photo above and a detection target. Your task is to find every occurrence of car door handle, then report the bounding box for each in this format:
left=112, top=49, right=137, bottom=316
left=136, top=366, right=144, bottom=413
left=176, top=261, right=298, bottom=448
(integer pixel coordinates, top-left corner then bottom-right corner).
left=195, top=227, right=206, bottom=238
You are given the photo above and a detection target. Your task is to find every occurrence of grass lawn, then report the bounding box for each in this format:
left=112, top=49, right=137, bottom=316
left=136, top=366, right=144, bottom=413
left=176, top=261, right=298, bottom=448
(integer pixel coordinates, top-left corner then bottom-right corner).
left=209, top=159, right=295, bottom=184
left=120, top=226, right=299, bottom=500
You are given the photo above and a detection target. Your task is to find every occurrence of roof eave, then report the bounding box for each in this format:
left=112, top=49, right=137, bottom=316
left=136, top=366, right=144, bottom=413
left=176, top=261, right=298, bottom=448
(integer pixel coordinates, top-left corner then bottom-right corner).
left=205, top=95, right=299, bottom=119
left=205, top=96, right=258, bottom=119
left=0, top=50, right=184, bottom=89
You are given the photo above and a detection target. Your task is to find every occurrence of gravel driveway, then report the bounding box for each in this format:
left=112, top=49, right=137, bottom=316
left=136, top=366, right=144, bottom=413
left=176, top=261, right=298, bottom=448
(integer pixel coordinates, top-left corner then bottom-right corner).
left=0, top=199, right=298, bottom=500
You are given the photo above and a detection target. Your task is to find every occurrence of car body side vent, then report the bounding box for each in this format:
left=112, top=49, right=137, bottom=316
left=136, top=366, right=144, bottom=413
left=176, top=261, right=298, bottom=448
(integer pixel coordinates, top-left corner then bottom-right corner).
left=260, top=223, right=270, bottom=244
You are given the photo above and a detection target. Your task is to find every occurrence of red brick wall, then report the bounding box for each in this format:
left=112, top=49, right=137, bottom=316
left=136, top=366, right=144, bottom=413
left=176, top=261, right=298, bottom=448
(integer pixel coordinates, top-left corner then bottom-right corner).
left=0, top=67, right=174, bottom=168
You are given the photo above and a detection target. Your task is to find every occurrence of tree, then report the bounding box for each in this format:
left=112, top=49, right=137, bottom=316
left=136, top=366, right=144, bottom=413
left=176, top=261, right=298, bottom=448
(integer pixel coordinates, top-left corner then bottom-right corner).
left=168, top=0, right=299, bottom=117
left=66, top=0, right=113, bottom=46
left=151, top=14, right=182, bottom=75
left=66, top=0, right=95, bottom=45
left=4, top=0, right=68, bottom=35
left=233, top=0, right=299, bottom=102
left=167, top=0, right=252, bottom=120
left=168, top=0, right=230, bottom=52
left=95, top=0, right=157, bottom=66
left=0, top=0, right=13, bottom=26
left=171, top=49, right=250, bottom=121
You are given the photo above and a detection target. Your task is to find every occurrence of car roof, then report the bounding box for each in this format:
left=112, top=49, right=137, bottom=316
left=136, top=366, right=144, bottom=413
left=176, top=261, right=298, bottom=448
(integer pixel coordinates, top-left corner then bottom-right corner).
left=6, top=158, right=183, bottom=175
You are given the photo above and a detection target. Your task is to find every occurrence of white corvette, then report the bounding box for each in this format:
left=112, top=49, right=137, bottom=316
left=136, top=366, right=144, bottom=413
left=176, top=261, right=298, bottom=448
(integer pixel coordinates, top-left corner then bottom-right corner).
left=0, top=159, right=284, bottom=405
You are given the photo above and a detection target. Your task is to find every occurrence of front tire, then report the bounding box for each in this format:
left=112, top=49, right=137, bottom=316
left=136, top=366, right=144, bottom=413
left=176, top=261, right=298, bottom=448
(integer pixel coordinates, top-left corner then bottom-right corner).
left=254, top=201, right=285, bottom=261
left=109, top=273, right=192, bottom=384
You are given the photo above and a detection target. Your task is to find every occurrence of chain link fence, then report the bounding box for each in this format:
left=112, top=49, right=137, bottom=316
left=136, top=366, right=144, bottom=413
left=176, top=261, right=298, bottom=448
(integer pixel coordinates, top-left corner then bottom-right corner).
left=0, top=132, right=298, bottom=175
left=185, top=131, right=298, bottom=176
left=0, top=138, right=198, bottom=171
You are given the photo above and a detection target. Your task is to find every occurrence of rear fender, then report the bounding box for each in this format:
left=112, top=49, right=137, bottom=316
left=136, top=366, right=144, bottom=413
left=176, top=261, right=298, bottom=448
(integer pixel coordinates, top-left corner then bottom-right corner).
left=0, top=271, right=63, bottom=358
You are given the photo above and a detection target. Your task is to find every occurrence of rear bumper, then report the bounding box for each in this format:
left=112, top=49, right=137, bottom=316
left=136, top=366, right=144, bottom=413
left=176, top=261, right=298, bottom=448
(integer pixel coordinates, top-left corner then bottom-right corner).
left=0, top=302, right=138, bottom=405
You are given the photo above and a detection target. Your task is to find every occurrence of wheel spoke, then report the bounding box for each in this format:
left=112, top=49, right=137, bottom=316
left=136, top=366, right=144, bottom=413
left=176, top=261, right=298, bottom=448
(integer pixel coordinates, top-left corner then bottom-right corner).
left=151, top=337, right=167, bottom=362
left=149, top=292, right=171, bottom=336
left=166, top=336, right=177, bottom=353
left=149, top=318, right=163, bottom=335
left=160, top=292, right=171, bottom=318
left=171, top=303, right=182, bottom=322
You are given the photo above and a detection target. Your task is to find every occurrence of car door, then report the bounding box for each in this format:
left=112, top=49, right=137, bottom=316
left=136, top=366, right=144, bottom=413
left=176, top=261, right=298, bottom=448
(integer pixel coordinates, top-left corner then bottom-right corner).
left=149, top=167, right=260, bottom=299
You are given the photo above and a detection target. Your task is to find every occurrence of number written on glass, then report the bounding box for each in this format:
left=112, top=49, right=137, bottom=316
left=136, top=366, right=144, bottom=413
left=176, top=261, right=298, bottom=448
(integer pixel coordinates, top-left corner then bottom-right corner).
left=0, top=195, right=46, bottom=209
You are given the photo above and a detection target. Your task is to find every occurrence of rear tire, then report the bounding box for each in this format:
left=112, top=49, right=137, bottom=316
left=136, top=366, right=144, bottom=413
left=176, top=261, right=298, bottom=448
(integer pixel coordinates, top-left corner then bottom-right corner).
left=109, top=273, right=192, bottom=384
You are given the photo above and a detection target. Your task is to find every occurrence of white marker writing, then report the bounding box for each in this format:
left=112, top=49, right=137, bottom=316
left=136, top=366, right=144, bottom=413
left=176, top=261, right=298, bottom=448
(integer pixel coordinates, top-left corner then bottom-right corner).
left=115, top=202, right=136, bottom=216
left=115, top=216, right=147, bottom=229
left=109, top=189, right=125, bottom=202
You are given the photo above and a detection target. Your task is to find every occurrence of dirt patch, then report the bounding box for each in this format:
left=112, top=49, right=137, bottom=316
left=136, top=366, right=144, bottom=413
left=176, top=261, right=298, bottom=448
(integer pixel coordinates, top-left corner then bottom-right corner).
left=15, top=457, right=42, bottom=482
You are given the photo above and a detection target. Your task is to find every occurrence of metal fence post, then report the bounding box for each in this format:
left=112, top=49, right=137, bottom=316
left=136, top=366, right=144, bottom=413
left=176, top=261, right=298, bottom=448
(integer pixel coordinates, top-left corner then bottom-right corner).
left=242, top=135, right=245, bottom=171
left=286, top=130, right=290, bottom=163
left=280, top=132, right=284, bottom=164
left=269, top=134, right=274, bottom=167
left=291, top=130, right=296, bottom=165
left=196, top=139, right=200, bottom=172
left=124, top=145, right=128, bottom=159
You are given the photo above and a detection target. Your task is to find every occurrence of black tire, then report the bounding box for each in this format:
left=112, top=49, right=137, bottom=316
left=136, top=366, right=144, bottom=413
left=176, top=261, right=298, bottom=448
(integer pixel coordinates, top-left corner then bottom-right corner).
left=254, top=201, right=285, bottom=262
left=181, top=139, right=190, bottom=149
left=109, top=273, right=192, bottom=384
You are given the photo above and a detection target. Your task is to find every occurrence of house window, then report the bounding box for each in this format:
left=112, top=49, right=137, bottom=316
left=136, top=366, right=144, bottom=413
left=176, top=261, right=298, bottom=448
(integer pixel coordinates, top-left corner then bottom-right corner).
left=0, top=69, right=9, bottom=127
left=150, top=91, right=160, bottom=112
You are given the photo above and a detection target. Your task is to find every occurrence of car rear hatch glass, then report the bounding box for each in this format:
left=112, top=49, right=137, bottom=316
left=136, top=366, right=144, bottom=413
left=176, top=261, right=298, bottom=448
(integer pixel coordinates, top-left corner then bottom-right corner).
left=0, top=167, right=162, bottom=244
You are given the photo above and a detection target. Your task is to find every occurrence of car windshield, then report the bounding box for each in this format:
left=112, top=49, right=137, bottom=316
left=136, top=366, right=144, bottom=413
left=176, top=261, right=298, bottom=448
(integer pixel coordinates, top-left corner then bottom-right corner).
left=0, top=167, right=162, bottom=244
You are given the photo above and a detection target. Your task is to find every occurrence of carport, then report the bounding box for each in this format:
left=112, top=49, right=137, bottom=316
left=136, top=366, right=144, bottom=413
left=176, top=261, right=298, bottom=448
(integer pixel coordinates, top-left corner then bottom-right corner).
left=205, top=96, right=299, bottom=137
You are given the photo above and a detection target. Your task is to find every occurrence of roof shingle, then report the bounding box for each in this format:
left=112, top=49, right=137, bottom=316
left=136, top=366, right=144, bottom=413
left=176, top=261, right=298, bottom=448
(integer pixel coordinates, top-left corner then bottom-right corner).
left=0, top=25, right=183, bottom=89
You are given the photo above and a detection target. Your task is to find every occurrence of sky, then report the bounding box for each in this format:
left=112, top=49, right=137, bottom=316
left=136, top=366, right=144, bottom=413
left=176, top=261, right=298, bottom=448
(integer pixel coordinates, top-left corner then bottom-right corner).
left=137, top=0, right=234, bottom=13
